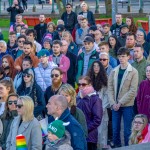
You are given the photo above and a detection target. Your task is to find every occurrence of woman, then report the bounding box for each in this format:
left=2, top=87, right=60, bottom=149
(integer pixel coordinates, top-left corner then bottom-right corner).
left=136, top=28, right=150, bottom=56
left=77, top=76, right=103, bottom=150
left=17, top=68, right=45, bottom=120
left=0, top=93, right=18, bottom=150
left=129, top=114, right=150, bottom=144
left=6, top=96, right=42, bottom=150
left=14, top=56, right=33, bottom=90
left=108, top=35, right=121, bottom=59
left=87, top=61, right=110, bottom=149
left=58, top=83, right=88, bottom=137
left=2, top=55, right=16, bottom=79
left=43, top=39, right=53, bottom=55
left=137, top=65, right=150, bottom=121
left=42, top=22, right=59, bottom=42
left=126, top=16, right=137, bottom=34
left=79, top=2, right=95, bottom=26
left=62, top=31, right=78, bottom=56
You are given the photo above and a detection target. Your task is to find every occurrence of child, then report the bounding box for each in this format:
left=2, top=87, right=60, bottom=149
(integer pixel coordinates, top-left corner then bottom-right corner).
left=45, top=120, right=73, bottom=150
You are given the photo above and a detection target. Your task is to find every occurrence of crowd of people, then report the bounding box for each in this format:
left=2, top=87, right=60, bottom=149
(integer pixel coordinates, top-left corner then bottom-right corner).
left=1, top=0, right=150, bottom=150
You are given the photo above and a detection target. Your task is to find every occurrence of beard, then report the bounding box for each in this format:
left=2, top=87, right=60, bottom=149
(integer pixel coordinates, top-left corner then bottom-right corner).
left=52, top=78, right=62, bottom=89
left=126, top=44, right=134, bottom=49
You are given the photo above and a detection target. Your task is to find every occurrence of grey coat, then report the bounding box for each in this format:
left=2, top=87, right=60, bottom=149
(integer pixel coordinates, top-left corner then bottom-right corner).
left=6, top=116, right=42, bottom=150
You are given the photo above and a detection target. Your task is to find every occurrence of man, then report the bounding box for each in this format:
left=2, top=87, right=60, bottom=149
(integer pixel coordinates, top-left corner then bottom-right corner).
left=9, top=14, right=28, bottom=32
left=99, top=41, right=118, bottom=68
left=14, top=41, right=39, bottom=71
left=102, top=23, right=111, bottom=42
left=61, top=3, right=77, bottom=33
left=76, top=36, right=99, bottom=82
left=99, top=52, right=113, bottom=76
left=26, top=29, right=42, bottom=53
left=44, top=68, right=63, bottom=104
left=49, top=40, right=70, bottom=83
left=75, top=18, right=89, bottom=48
left=34, top=49, right=57, bottom=92
left=56, top=24, right=65, bottom=40
left=13, top=34, right=26, bottom=60
left=132, top=44, right=149, bottom=85
left=47, top=95, right=87, bottom=150
left=7, top=0, right=24, bottom=26
left=34, top=14, right=47, bottom=44
left=108, top=47, right=138, bottom=147
left=7, top=31, right=18, bottom=56
left=110, top=13, right=125, bottom=37
left=118, top=24, right=129, bottom=47
left=0, top=40, right=9, bottom=65
left=94, top=29, right=104, bottom=49
left=61, top=40, right=77, bottom=87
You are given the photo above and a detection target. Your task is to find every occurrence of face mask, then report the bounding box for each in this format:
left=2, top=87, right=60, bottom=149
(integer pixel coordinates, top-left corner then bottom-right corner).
left=4, top=66, right=10, bottom=70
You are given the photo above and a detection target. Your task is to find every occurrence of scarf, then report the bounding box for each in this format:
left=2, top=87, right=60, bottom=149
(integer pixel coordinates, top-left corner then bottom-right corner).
left=80, top=86, right=95, bottom=98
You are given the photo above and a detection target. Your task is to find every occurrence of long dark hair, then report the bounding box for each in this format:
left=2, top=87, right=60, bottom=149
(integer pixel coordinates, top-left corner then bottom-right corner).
left=108, top=35, right=122, bottom=56
left=126, top=16, right=137, bottom=34
left=16, top=69, right=38, bottom=106
left=87, top=60, right=108, bottom=91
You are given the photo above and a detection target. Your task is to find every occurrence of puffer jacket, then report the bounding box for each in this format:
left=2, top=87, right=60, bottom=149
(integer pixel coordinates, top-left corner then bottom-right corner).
left=44, top=132, right=73, bottom=150
left=34, top=62, right=57, bottom=91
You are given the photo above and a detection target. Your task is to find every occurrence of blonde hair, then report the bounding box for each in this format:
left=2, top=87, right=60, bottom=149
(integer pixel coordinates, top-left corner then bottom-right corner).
left=58, top=84, right=76, bottom=107
left=80, top=2, right=89, bottom=10
left=62, top=31, right=73, bottom=42
left=129, top=114, right=148, bottom=145
left=19, top=96, right=34, bottom=122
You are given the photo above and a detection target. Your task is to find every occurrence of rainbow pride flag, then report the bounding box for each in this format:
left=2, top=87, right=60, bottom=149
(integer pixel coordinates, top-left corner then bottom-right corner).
left=16, top=134, right=28, bottom=150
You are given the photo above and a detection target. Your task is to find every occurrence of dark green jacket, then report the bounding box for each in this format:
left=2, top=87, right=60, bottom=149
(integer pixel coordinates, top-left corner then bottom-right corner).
left=76, top=50, right=99, bottom=82
left=132, top=57, right=150, bottom=85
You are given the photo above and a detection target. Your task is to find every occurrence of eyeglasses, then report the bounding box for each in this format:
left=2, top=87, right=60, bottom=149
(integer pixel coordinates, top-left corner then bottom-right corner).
left=100, top=59, right=108, bottom=61
left=78, top=83, right=88, bottom=87
left=66, top=7, right=71, bottom=8
left=8, top=100, right=17, bottom=105
left=133, top=121, right=144, bottom=125
left=23, top=73, right=32, bottom=78
left=51, top=74, right=59, bottom=78
left=16, top=104, right=23, bottom=109
left=18, top=40, right=25, bottom=43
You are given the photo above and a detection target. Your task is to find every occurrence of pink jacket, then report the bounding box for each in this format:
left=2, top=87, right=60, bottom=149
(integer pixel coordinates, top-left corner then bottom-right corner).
left=9, top=22, right=28, bottom=32
left=49, top=54, right=70, bottom=83
left=141, top=124, right=150, bottom=143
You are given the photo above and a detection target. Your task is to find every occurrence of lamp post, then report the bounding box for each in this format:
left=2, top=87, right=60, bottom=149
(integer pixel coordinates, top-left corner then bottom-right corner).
left=95, top=0, right=100, bottom=14
left=0, top=0, right=1, bottom=14
left=127, top=0, right=131, bottom=12
left=32, top=0, right=36, bottom=12
left=51, top=0, right=55, bottom=14
left=139, top=0, right=143, bottom=13
left=112, top=0, right=117, bottom=24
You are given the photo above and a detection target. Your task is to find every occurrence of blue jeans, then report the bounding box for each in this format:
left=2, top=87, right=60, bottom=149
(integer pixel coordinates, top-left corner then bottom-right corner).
left=112, top=106, right=134, bottom=147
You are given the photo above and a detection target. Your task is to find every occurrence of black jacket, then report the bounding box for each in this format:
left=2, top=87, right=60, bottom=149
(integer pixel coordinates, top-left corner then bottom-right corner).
left=66, top=51, right=77, bottom=87
left=34, top=23, right=47, bottom=44
left=61, top=11, right=77, bottom=33
left=7, top=5, right=24, bottom=22
left=79, top=11, right=95, bottom=26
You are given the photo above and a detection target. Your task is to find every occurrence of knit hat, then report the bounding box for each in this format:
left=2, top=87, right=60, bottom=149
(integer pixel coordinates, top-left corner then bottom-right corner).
left=43, top=38, right=52, bottom=47
left=37, top=49, right=50, bottom=58
left=48, top=120, right=69, bottom=138
left=137, top=28, right=147, bottom=40
left=83, top=36, right=94, bottom=43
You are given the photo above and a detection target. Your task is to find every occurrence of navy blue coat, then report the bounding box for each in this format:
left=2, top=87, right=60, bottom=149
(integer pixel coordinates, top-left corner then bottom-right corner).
left=48, top=108, right=87, bottom=150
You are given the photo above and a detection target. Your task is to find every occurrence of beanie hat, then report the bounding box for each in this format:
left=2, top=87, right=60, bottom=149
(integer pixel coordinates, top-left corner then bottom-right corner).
left=138, top=28, right=147, bottom=40
left=48, top=120, right=69, bottom=139
left=37, top=49, right=50, bottom=58
left=43, top=38, right=52, bottom=47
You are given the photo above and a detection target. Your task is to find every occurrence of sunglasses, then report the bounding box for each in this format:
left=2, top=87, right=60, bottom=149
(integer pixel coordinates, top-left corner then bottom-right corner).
left=23, top=73, right=32, bottom=78
left=18, top=40, right=25, bottom=43
left=66, top=7, right=71, bottom=8
left=78, top=83, right=88, bottom=87
left=51, top=74, right=59, bottom=78
left=8, top=100, right=17, bottom=105
left=16, top=104, right=23, bottom=109
left=100, top=59, right=108, bottom=61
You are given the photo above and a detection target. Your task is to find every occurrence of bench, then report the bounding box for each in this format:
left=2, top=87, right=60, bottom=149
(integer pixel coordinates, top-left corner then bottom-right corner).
left=24, top=17, right=52, bottom=26
left=136, top=20, right=149, bottom=33
left=95, top=18, right=112, bottom=26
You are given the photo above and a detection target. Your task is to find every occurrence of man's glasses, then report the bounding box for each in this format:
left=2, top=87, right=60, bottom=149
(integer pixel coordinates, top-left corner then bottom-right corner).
left=51, top=74, right=59, bottom=78
left=23, top=73, right=32, bottom=78
left=8, top=100, right=17, bottom=105
left=18, top=40, right=25, bottom=43
left=16, top=104, right=23, bottom=109
left=100, top=59, right=108, bottom=61
left=66, top=7, right=71, bottom=8
left=78, top=83, right=88, bottom=87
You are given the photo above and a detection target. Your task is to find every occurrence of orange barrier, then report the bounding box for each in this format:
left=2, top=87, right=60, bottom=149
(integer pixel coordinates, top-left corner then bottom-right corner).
left=24, top=17, right=52, bottom=26
left=136, top=20, right=149, bottom=33
left=95, top=18, right=112, bottom=25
